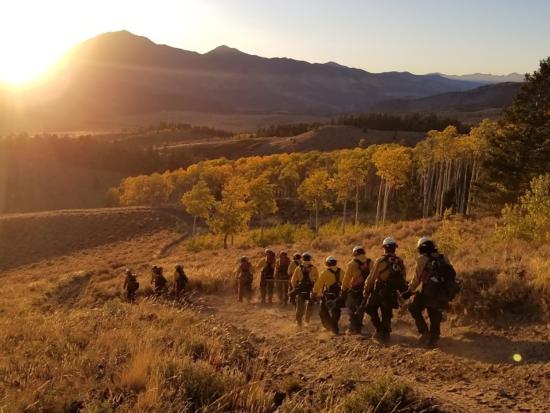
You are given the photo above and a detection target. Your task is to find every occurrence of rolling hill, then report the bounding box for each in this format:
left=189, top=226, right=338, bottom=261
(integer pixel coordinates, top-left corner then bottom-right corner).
left=372, top=82, right=522, bottom=119
left=438, top=72, right=524, bottom=84
left=1, top=30, right=486, bottom=133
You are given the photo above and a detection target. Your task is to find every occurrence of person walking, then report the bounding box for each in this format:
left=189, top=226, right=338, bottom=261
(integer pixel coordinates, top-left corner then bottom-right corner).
left=313, top=256, right=343, bottom=334
left=341, top=246, right=371, bottom=334
left=363, top=237, right=408, bottom=343
left=402, top=237, right=459, bottom=348
left=290, top=252, right=319, bottom=327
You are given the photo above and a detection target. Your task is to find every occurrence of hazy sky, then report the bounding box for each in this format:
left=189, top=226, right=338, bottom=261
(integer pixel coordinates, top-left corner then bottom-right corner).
left=1, top=0, right=549, bottom=83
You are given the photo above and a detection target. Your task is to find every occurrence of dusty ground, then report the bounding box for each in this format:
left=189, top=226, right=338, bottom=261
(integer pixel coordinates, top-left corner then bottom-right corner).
left=198, top=295, right=550, bottom=413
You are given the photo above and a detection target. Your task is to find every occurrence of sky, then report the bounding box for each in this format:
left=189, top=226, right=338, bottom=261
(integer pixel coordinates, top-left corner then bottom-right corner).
left=1, top=0, right=549, bottom=85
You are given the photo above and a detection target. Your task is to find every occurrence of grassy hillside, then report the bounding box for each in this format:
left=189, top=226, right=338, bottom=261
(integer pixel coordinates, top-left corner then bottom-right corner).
left=0, top=207, right=183, bottom=271
left=0, top=208, right=549, bottom=412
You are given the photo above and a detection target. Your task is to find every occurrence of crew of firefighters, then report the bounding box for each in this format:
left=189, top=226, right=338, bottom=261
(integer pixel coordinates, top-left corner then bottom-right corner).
left=123, top=235, right=458, bottom=348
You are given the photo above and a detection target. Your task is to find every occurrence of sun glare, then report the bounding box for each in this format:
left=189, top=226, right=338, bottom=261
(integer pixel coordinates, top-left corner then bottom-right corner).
left=0, top=46, right=64, bottom=87
left=0, top=2, right=76, bottom=88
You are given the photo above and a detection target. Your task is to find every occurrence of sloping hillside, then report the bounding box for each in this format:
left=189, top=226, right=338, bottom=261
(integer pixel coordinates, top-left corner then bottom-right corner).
left=164, top=125, right=426, bottom=162
left=0, top=207, right=183, bottom=270
left=1, top=31, right=483, bottom=133
left=374, top=82, right=521, bottom=115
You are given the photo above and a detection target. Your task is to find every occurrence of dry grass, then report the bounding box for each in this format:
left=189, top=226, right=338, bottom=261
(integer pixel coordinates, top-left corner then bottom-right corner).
left=0, top=211, right=548, bottom=412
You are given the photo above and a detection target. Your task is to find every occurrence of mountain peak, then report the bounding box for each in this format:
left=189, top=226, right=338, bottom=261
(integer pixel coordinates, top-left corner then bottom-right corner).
left=207, top=45, right=243, bottom=55
left=92, top=30, right=154, bottom=45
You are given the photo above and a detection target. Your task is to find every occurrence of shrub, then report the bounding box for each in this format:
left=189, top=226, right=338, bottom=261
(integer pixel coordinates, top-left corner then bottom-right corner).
left=433, top=210, right=463, bottom=258
left=341, top=376, right=413, bottom=413
left=185, top=233, right=224, bottom=252
left=497, top=174, right=550, bottom=242
left=454, top=267, right=541, bottom=321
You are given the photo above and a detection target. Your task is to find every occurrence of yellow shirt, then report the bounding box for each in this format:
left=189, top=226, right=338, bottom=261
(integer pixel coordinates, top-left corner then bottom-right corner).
left=287, top=259, right=301, bottom=278
left=290, top=262, right=319, bottom=288
left=313, top=266, right=343, bottom=296
left=364, top=254, right=405, bottom=295
left=342, top=254, right=369, bottom=290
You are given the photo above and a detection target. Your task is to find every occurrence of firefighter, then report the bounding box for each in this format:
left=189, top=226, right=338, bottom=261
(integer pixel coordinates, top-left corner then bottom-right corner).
left=151, top=265, right=167, bottom=296
left=363, top=237, right=408, bottom=343
left=313, top=256, right=343, bottom=334
left=290, top=252, right=319, bottom=327
left=341, top=246, right=371, bottom=334
left=275, top=251, right=291, bottom=305
left=402, top=237, right=458, bottom=348
left=123, top=268, right=139, bottom=302
left=235, top=256, right=254, bottom=303
left=173, top=263, right=189, bottom=299
left=258, top=249, right=277, bottom=304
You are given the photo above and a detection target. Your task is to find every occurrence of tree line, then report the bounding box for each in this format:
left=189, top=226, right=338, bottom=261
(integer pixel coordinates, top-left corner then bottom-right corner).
left=112, top=56, right=550, bottom=245
left=111, top=121, right=495, bottom=246
left=256, top=113, right=468, bottom=138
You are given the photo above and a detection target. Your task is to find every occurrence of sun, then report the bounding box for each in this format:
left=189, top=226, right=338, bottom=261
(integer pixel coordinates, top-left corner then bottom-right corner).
left=0, top=31, right=68, bottom=88
left=0, top=2, right=73, bottom=88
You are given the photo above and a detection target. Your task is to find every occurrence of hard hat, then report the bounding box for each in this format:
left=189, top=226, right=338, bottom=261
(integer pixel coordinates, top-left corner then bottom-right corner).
left=382, top=237, right=397, bottom=247
left=240, top=256, right=248, bottom=262
left=417, top=236, right=432, bottom=248
left=302, top=252, right=312, bottom=261
left=175, top=263, right=183, bottom=269
left=352, top=246, right=365, bottom=255
left=293, top=252, right=302, bottom=260
left=325, top=256, right=337, bottom=265
left=265, top=248, right=274, bottom=255
left=125, top=268, right=132, bottom=275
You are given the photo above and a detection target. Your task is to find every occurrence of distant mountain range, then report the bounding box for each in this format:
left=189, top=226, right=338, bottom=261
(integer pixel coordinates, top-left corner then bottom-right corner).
left=437, top=72, right=524, bottom=84
left=373, top=82, right=522, bottom=115
left=0, top=31, right=524, bottom=133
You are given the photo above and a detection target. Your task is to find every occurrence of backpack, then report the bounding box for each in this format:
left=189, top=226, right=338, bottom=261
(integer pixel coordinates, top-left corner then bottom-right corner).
left=261, top=261, right=275, bottom=280
left=325, top=268, right=342, bottom=299
left=154, top=273, right=167, bottom=288
left=127, top=275, right=139, bottom=292
left=382, top=255, right=408, bottom=292
left=277, top=255, right=290, bottom=274
left=241, top=260, right=251, bottom=272
left=422, top=254, right=460, bottom=305
left=239, top=262, right=253, bottom=283
left=370, top=256, right=407, bottom=308
left=297, top=265, right=314, bottom=293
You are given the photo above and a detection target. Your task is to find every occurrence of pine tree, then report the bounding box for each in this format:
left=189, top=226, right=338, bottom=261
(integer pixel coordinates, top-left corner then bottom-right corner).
left=484, top=57, right=550, bottom=201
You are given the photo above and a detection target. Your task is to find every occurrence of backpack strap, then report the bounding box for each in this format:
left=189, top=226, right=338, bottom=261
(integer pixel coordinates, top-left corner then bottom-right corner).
left=328, top=268, right=341, bottom=283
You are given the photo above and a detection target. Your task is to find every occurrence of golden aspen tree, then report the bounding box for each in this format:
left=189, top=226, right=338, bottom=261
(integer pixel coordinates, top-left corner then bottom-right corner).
left=181, top=180, right=215, bottom=235
left=249, top=173, right=278, bottom=240
left=298, top=169, right=332, bottom=234
left=372, top=146, right=412, bottom=225
left=207, top=176, right=253, bottom=249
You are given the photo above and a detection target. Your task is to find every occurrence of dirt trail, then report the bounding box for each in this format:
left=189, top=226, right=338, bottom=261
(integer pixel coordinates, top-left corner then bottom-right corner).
left=201, top=295, right=550, bottom=412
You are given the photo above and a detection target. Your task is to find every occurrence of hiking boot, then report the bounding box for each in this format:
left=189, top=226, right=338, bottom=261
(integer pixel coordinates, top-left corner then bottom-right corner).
left=427, top=336, right=439, bottom=348
left=417, top=332, right=430, bottom=345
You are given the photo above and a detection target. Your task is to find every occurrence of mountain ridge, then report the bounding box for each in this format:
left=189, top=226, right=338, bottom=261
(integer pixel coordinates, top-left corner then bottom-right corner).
left=0, top=30, right=520, bottom=133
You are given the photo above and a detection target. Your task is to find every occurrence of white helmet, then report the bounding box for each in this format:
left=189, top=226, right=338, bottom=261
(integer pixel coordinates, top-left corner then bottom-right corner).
left=352, top=246, right=365, bottom=254
left=325, top=256, right=337, bottom=265
left=417, top=236, right=432, bottom=248
left=382, top=237, right=397, bottom=247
